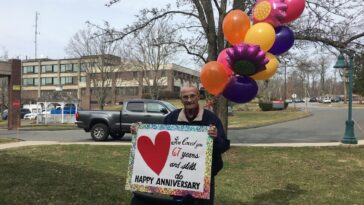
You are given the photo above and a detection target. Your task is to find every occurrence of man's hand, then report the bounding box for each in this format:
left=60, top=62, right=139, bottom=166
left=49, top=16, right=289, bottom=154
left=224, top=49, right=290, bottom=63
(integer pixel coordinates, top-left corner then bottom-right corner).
left=130, top=122, right=142, bottom=134
left=208, top=124, right=217, bottom=138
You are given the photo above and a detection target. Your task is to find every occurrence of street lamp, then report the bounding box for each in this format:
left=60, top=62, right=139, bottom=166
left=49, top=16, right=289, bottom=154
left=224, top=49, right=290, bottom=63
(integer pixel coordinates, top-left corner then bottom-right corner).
left=333, top=53, right=357, bottom=144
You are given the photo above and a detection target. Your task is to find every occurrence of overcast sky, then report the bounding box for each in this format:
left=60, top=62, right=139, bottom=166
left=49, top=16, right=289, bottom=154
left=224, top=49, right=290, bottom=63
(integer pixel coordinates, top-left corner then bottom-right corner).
left=0, top=0, right=172, bottom=60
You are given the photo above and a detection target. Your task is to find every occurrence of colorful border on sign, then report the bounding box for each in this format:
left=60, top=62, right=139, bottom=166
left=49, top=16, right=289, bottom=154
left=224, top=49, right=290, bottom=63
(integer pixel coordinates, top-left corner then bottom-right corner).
left=125, top=124, right=213, bottom=199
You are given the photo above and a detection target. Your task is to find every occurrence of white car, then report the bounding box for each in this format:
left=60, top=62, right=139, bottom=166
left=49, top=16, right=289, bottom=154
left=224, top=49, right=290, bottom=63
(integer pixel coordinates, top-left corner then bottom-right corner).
left=322, top=98, right=331, bottom=103
left=23, top=112, right=38, bottom=120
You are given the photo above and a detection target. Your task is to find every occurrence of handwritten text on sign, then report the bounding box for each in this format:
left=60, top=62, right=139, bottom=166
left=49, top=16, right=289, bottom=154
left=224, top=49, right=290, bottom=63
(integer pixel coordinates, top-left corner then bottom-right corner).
left=125, top=124, right=213, bottom=199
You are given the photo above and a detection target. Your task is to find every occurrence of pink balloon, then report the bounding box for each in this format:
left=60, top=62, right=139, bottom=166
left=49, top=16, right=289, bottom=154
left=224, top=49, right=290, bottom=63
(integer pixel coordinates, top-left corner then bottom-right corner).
left=217, top=49, right=234, bottom=76
left=281, top=0, right=305, bottom=23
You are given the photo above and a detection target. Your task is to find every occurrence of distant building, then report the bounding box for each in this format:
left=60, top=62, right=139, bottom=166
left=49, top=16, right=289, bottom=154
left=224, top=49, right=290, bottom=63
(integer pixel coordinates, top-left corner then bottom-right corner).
left=21, top=55, right=200, bottom=109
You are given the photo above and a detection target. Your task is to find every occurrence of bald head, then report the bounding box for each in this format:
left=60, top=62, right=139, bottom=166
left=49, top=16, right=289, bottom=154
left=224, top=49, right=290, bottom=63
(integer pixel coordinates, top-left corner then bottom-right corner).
left=180, top=86, right=200, bottom=110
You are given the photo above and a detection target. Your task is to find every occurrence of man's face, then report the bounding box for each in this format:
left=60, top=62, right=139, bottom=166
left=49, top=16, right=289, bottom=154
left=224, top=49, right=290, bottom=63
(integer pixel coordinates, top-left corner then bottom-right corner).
left=180, top=87, right=200, bottom=110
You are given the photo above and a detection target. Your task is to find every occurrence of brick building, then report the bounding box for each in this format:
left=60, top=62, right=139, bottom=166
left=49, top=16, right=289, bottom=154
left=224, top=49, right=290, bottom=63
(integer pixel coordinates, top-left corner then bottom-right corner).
left=21, top=55, right=201, bottom=109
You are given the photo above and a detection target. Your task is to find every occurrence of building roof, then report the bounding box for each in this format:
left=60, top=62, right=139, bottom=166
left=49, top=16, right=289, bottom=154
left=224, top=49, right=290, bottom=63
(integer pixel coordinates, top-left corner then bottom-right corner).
left=22, top=54, right=121, bottom=63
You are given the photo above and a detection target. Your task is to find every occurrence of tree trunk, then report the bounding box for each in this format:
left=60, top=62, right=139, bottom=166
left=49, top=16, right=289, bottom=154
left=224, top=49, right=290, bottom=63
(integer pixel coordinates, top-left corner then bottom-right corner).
left=213, top=96, right=228, bottom=133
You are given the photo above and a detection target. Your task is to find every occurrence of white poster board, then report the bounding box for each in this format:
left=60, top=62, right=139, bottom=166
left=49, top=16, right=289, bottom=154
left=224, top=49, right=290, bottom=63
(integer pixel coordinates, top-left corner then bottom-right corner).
left=125, top=124, right=213, bottom=199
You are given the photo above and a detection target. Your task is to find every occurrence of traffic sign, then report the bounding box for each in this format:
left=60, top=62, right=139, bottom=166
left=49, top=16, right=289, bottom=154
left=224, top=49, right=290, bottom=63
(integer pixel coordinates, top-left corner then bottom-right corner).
left=12, top=99, right=21, bottom=108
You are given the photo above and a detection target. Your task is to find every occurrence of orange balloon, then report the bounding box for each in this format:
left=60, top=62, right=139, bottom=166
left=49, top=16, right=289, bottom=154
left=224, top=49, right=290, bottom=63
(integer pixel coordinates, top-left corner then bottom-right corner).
left=223, top=10, right=251, bottom=45
left=200, top=61, right=229, bottom=95
left=251, top=53, right=278, bottom=80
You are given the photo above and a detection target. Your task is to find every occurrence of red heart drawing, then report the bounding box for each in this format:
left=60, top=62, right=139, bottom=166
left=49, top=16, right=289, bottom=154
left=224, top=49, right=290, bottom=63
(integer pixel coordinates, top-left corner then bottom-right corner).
left=137, top=131, right=171, bottom=175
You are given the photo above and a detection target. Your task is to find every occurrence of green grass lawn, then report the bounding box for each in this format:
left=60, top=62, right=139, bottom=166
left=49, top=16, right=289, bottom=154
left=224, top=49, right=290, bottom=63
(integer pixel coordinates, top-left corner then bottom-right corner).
left=0, top=138, right=20, bottom=144
left=20, top=124, right=79, bottom=130
left=228, top=110, right=311, bottom=128
left=0, top=120, right=7, bottom=127
left=1, top=145, right=364, bottom=204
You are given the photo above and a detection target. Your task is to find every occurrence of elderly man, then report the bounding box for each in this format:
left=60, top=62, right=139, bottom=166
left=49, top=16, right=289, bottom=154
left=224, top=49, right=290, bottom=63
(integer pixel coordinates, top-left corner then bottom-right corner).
left=131, top=86, right=230, bottom=205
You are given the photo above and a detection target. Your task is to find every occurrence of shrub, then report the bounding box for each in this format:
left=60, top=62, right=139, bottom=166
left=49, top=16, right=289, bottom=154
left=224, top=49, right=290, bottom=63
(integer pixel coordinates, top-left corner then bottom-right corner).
left=259, top=102, right=273, bottom=111
left=284, top=102, right=289, bottom=109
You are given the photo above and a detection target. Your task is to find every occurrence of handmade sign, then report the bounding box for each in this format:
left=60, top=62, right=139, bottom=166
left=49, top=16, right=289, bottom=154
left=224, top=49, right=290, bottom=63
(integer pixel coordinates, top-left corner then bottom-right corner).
left=125, top=124, right=213, bottom=199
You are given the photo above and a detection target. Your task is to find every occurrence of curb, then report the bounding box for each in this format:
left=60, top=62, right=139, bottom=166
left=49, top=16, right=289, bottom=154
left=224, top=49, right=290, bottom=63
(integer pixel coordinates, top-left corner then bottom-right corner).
left=0, top=141, right=131, bottom=150
left=232, top=141, right=364, bottom=147
left=1, top=140, right=364, bottom=150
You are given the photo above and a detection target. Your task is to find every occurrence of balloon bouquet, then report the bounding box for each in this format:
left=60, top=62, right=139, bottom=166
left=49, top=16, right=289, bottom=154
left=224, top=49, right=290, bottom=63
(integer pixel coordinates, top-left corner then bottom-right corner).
left=200, top=0, right=305, bottom=103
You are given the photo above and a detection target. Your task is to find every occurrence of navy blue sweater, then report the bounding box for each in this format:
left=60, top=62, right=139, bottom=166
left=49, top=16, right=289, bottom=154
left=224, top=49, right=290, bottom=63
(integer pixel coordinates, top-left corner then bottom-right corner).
left=164, top=108, right=230, bottom=176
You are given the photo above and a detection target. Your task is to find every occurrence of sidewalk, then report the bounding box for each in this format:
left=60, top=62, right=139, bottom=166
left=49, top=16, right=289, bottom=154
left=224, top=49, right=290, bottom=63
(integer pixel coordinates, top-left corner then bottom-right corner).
left=1, top=140, right=364, bottom=150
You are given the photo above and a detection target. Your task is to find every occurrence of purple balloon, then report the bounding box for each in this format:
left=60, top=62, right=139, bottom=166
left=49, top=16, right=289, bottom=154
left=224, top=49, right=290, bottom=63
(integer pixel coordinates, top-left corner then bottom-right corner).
left=223, top=76, right=258, bottom=103
left=269, top=26, right=294, bottom=55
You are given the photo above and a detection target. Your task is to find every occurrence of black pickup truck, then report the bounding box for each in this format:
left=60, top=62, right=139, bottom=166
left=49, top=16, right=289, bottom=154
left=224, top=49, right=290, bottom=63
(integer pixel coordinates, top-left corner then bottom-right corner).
left=75, top=99, right=177, bottom=141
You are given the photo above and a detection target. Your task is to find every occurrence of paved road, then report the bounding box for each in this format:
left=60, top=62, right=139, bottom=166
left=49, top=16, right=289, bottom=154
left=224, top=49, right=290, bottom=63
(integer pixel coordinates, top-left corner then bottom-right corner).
left=1, top=103, right=363, bottom=144
left=229, top=105, right=364, bottom=143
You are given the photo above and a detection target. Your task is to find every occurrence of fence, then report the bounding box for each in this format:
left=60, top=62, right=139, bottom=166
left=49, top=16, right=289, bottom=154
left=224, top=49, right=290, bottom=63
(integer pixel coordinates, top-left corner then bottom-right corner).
left=36, top=113, right=76, bottom=124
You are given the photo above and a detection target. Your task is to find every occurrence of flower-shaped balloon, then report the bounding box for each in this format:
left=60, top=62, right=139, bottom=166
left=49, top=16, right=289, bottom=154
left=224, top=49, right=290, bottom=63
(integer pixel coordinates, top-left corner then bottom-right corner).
left=252, top=0, right=287, bottom=27
left=226, top=44, right=269, bottom=76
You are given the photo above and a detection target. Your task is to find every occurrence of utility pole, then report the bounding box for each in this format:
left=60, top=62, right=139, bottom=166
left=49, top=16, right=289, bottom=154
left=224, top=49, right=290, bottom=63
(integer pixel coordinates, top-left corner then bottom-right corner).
left=34, top=12, right=40, bottom=59
left=284, top=60, right=287, bottom=101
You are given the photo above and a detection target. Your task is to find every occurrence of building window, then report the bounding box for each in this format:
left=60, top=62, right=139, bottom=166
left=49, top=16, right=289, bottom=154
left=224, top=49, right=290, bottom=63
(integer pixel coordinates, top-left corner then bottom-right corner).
left=133, top=71, right=138, bottom=79
left=80, top=76, right=86, bottom=82
left=61, top=77, right=73, bottom=85
left=23, top=78, right=35, bottom=86
left=88, top=62, right=96, bottom=67
left=41, top=65, right=53, bottom=73
left=60, top=64, right=73, bottom=72
left=53, top=77, right=59, bottom=85
left=23, top=66, right=34, bottom=74
left=126, top=87, right=138, bottom=95
left=116, top=87, right=125, bottom=95
left=34, top=78, right=39, bottom=86
left=73, top=64, right=79, bottom=72
left=34, top=66, right=40, bottom=73
left=161, top=70, right=166, bottom=77
left=41, top=77, right=53, bottom=85
left=53, top=65, right=59, bottom=72
left=80, top=63, right=87, bottom=71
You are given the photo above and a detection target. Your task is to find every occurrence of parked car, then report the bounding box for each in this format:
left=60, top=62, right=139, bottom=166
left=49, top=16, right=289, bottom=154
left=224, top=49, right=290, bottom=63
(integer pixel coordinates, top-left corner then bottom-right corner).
left=322, top=97, right=331, bottom=103
left=228, top=106, right=233, bottom=116
left=20, top=109, right=31, bottom=118
left=2, top=109, right=8, bottom=120
left=2, top=108, right=31, bottom=120
left=309, top=97, right=318, bottom=102
left=75, top=99, right=176, bottom=141
left=331, top=96, right=342, bottom=103
left=293, top=98, right=304, bottom=103
left=24, top=112, right=38, bottom=120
